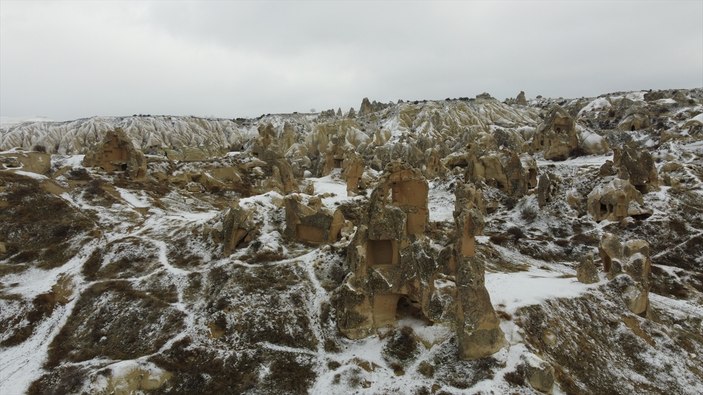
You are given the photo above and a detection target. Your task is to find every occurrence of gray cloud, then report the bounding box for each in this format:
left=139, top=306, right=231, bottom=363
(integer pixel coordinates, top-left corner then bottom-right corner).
left=1, top=0, right=701, bottom=121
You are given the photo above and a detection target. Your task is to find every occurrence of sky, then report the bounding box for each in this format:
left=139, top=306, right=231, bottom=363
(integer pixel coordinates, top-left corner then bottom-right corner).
left=1, top=0, right=702, bottom=121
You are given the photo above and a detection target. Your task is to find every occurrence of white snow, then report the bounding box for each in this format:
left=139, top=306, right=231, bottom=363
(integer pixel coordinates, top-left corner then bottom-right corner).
left=579, top=97, right=611, bottom=116
left=3, top=169, right=49, bottom=180
left=115, top=187, right=151, bottom=208
left=486, top=267, right=601, bottom=314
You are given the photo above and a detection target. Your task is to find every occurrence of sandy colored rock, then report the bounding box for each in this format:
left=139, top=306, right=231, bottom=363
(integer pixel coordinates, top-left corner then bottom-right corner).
left=342, top=151, right=365, bottom=196
left=576, top=254, right=599, bottom=284
left=532, top=105, right=578, bottom=160
left=284, top=194, right=345, bottom=244
left=587, top=178, right=649, bottom=222
left=221, top=202, right=257, bottom=255
left=613, top=142, right=659, bottom=193
left=454, top=184, right=506, bottom=359
left=83, top=128, right=146, bottom=179
left=464, top=149, right=531, bottom=197
left=599, top=233, right=651, bottom=315
left=522, top=354, right=555, bottom=393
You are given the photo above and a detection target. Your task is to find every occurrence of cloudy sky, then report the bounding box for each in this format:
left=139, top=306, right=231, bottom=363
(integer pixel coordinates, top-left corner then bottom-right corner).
left=1, top=0, right=701, bottom=121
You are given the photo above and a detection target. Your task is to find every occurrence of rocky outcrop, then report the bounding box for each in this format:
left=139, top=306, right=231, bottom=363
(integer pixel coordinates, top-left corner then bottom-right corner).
left=221, top=202, right=257, bottom=255
left=586, top=178, right=650, bottom=222
left=613, top=142, right=659, bottom=193
left=453, top=184, right=506, bottom=359
left=464, top=148, right=532, bottom=197
left=576, top=254, right=599, bottom=284
left=342, top=152, right=364, bottom=196
left=284, top=194, right=344, bottom=245
left=334, top=163, right=435, bottom=339
left=334, top=163, right=504, bottom=359
left=82, top=128, right=146, bottom=179
left=599, top=233, right=651, bottom=315
left=531, top=106, right=578, bottom=160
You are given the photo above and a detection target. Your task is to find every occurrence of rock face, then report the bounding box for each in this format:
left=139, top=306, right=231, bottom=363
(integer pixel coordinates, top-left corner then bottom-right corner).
left=599, top=233, right=651, bottom=315
left=82, top=128, right=146, bottom=179
left=342, top=151, right=364, bottom=195
left=587, top=178, right=649, bottom=222
left=220, top=202, right=257, bottom=255
left=531, top=106, right=578, bottom=160
left=465, top=148, right=531, bottom=197
left=334, top=163, right=504, bottom=359
left=576, top=254, right=599, bottom=284
left=284, top=194, right=344, bottom=244
left=613, top=142, right=659, bottom=193
left=334, top=163, right=434, bottom=339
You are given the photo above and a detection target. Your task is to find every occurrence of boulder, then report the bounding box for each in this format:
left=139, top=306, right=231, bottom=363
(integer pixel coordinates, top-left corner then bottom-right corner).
left=522, top=354, right=555, bottom=393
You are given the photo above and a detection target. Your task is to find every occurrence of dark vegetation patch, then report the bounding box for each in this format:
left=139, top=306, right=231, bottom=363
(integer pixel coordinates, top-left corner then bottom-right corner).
left=82, top=237, right=160, bottom=280
left=27, top=364, right=92, bottom=395
left=46, top=281, right=184, bottom=366
left=431, top=337, right=500, bottom=389
left=203, top=264, right=318, bottom=351
left=0, top=172, right=94, bottom=269
left=382, top=326, right=419, bottom=365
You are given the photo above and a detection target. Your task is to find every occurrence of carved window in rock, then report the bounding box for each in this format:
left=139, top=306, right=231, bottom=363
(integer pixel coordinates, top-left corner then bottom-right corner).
left=367, top=239, right=399, bottom=266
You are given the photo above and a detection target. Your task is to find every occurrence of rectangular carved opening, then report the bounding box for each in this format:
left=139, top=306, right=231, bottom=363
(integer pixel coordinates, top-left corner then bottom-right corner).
left=367, top=239, right=398, bottom=266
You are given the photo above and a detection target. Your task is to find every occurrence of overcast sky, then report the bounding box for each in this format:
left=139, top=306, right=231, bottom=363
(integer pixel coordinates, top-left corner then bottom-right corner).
left=1, top=0, right=701, bottom=121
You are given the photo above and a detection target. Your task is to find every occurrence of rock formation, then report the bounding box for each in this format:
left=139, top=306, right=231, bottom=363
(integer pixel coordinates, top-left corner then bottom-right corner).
left=221, top=202, right=257, bottom=255
left=453, top=184, right=506, bottom=359
left=599, top=233, right=651, bottom=315
left=464, top=148, right=531, bottom=197
left=342, top=151, right=364, bottom=195
left=334, top=163, right=504, bottom=359
left=612, top=142, right=659, bottom=193
left=576, top=254, right=599, bottom=284
left=82, top=128, right=146, bottom=179
left=284, top=194, right=344, bottom=244
left=586, top=178, right=649, bottom=222
left=531, top=106, right=578, bottom=160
